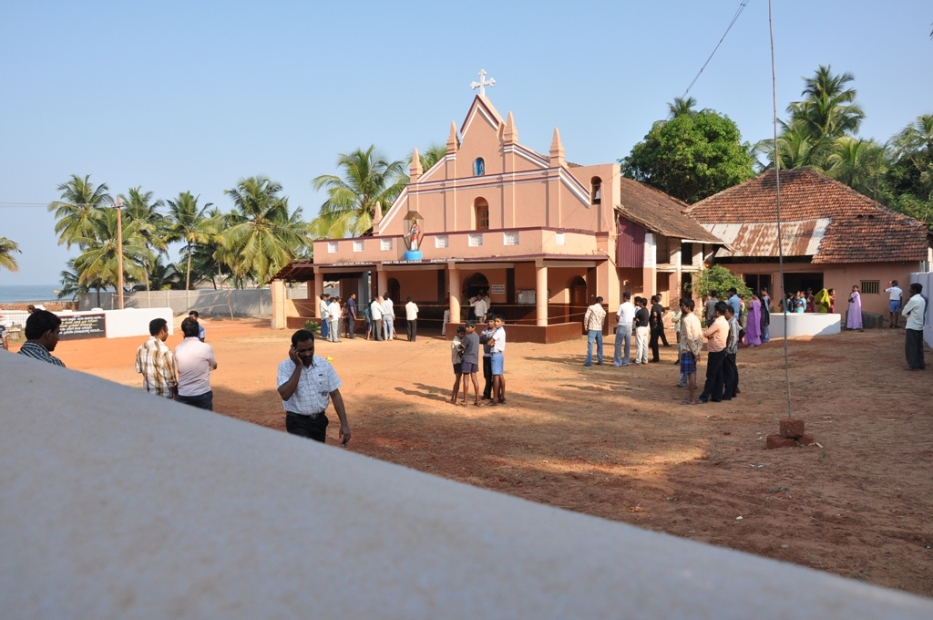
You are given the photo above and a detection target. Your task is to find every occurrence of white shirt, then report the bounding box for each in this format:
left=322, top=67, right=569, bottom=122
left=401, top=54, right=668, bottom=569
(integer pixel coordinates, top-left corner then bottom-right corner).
left=370, top=300, right=383, bottom=320
left=471, top=297, right=488, bottom=319
left=174, top=337, right=217, bottom=397
left=616, top=301, right=635, bottom=326
left=382, top=297, right=395, bottom=318
left=277, top=356, right=342, bottom=414
left=319, top=299, right=330, bottom=319
left=902, top=294, right=926, bottom=330
left=492, top=326, right=506, bottom=353
left=885, top=286, right=903, bottom=301
left=405, top=301, right=418, bottom=320
left=327, top=302, right=341, bottom=321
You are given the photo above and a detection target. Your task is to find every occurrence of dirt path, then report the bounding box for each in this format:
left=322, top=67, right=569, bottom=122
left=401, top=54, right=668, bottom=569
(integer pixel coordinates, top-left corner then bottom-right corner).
left=48, top=318, right=933, bottom=597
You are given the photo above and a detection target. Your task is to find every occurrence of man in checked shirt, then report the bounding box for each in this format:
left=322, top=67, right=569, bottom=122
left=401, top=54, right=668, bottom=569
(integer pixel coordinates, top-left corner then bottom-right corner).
left=135, top=318, right=178, bottom=399
left=277, top=329, right=351, bottom=445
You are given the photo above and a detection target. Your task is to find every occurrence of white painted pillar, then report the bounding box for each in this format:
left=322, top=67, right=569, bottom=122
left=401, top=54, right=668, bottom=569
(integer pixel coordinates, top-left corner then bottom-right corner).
left=448, top=262, right=461, bottom=326
left=536, top=261, right=548, bottom=326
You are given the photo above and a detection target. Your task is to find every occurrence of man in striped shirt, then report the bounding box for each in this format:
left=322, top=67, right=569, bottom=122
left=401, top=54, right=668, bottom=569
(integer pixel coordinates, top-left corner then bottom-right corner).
left=136, top=318, right=178, bottom=399
left=17, top=309, right=65, bottom=367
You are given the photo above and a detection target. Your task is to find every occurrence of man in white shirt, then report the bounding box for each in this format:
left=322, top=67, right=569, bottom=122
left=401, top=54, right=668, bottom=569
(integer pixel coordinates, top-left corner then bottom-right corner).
left=370, top=296, right=384, bottom=341
left=277, top=329, right=351, bottom=445
left=174, top=317, right=218, bottom=410
left=885, top=280, right=904, bottom=328
left=470, top=294, right=489, bottom=322
left=382, top=293, right=395, bottom=340
left=614, top=292, right=635, bottom=367
left=405, top=296, right=419, bottom=342
left=327, top=296, right=342, bottom=342
left=902, top=282, right=926, bottom=371
left=318, top=294, right=331, bottom=341
left=583, top=296, right=607, bottom=366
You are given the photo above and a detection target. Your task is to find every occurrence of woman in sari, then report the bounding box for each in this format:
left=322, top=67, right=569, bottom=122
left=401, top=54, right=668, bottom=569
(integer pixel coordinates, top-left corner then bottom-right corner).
left=815, top=288, right=831, bottom=313
left=805, top=288, right=816, bottom=313
left=846, top=285, right=863, bottom=330
left=794, top=292, right=806, bottom=313
left=744, top=293, right=762, bottom=346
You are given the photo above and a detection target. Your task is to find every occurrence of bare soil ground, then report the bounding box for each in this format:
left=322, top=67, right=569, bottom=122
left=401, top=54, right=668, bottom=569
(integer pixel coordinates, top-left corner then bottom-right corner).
left=39, top=319, right=933, bottom=597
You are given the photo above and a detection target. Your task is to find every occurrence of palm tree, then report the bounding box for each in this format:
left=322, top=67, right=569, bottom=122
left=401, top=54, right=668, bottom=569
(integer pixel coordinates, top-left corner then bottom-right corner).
left=0, top=237, right=20, bottom=272
left=48, top=174, right=112, bottom=248
left=825, top=137, right=887, bottom=200
left=417, top=143, right=448, bottom=172
left=118, top=187, right=168, bottom=292
left=223, top=176, right=309, bottom=286
left=310, top=146, right=408, bottom=238
left=71, top=209, right=153, bottom=299
left=165, top=192, right=213, bottom=290
left=57, top=259, right=94, bottom=301
left=668, top=96, right=698, bottom=119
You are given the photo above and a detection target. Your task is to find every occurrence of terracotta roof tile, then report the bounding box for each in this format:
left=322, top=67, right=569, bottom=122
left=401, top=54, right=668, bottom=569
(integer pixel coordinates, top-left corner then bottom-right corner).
left=617, top=178, right=722, bottom=244
left=686, top=169, right=931, bottom=264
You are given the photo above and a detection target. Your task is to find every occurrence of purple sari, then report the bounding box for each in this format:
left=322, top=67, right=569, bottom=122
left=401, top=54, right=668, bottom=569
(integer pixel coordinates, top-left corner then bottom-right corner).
left=846, top=291, right=862, bottom=329
left=744, top=299, right=762, bottom=346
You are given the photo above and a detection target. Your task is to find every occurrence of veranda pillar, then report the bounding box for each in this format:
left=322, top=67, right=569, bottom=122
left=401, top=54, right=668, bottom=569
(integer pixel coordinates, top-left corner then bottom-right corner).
left=448, top=262, right=461, bottom=326
left=536, top=261, right=548, bottom=326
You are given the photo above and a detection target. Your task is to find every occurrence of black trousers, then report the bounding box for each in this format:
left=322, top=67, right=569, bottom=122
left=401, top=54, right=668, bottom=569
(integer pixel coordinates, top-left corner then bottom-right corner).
left=699, top=350, right=727, bottom=402
left=407, top=319, right=417, bottom=341
left=177, top=390, right=213, bottom=411
left=649, top=324, right=662, bottom=361
left=372, top=319, right=383, bottom=340
left=722, top=353, right=738, bottom=399
left=906, top=328, right=926, bottom=370
left=482, top=355, right=493, bottom=398
left=286, top=412, right=329, bottom=443
left=347, top=316, right=355, bottom=338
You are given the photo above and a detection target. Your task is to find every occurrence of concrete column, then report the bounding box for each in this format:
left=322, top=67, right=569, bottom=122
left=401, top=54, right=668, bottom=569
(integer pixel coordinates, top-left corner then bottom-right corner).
left=313, top=269, right=324, bottom=318
left=536, top=261, right=548, bottom=326
left=448, top=262, right=461, bottom=325
left=669, top=245, right=683, bottom=304
left=642, top=267, right=657, bottom=300
left=376, top=267, right=388, bottom=298
left=271, top=279, right=286, bottom=330
left=693, top=245, right=704, bottom=267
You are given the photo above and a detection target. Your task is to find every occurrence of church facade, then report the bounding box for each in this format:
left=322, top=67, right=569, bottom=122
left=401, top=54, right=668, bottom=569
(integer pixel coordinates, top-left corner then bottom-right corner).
left=272, top=91, right=722, bottom=342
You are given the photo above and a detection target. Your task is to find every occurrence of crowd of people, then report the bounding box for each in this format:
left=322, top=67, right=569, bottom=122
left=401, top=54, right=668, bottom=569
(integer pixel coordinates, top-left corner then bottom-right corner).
left=315, top=292, right=422, bottom=343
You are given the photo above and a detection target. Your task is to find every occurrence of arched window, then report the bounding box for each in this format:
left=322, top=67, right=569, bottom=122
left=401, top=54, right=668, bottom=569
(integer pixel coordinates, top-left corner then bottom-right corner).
left=474, top=198, right=489, bottom=230
left=474, top=157, right=485, bottom=176
left=590, top=177, right=602, bottom=205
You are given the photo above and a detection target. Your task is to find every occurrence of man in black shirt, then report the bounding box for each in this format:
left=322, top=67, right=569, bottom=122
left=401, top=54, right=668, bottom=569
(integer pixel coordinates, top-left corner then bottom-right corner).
left=648, top=295, right=666, bottom=363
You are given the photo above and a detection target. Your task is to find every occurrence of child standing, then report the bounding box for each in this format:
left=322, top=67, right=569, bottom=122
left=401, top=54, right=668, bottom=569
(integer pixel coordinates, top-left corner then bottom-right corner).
left=450, top=326, right=467, bottom=405
left=460, top=321, right=481, bottom=405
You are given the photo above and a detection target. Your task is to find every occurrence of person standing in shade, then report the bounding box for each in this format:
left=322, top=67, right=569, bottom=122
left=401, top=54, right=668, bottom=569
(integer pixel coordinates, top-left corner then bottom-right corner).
left=902, top=282, right=927, bottom=371
left=648, top=295, right=665, bottom=363
left=346, top=293, right=358, bottom=339
left=318, top=294, right=330, bottom=340
left=277, top=329, right=351, bottom=445
left=697, top=302, right=729, bottom=404
left=614, top=292, right=635, bottom=367
left=460, top=321, right=481, bottom=404
left=583, top=296, right=606, bottom=366
left=885, top=280, right=904, bottom=328
left=405, top=296, right=419, bottom=342
left=449, top=326, right=467, bottom=405
left=135, top=318, right=178, bottom=399
left=382, top=293, right=395, bottom=341
left=370, top=296, right=384, bottom=341
left=17, top=309, right=65, bottom=367
left=174, top=317, right=217, bottom=410
left=704, top=291, right=719, bottom=327
left=679, top=298, right=703, bottom=404
left=722, top=305, right=740, bottom=401
left=188, top=310, right=205, bottom=341
left=470, top=293, right=489, bottom=323
left=480, top=316, right=495, bottom=399
left=846, top=285, right=863, bottom=330
left=633, top=297, right=650, bottom=365
left=760, top=288, right=771, bottom=343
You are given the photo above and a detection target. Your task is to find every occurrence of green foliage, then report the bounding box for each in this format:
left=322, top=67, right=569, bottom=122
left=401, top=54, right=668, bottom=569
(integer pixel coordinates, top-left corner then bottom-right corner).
left=47, top=174, right=112, bottom=249
left=303, top=319, right=322, bottom=333
left=690, top=265, right=752, bottom=300
left=0, top=237, right=20, bottom=272
left=620, top=106, right=756, bottom=204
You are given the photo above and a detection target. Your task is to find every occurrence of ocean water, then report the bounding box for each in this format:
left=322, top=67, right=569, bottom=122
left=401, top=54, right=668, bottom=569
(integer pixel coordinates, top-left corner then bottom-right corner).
left=0, top=285, right=63, bottom=303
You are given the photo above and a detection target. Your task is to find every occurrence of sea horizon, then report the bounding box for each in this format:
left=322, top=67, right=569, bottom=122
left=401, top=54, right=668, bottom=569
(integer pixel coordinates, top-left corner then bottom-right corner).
left=0, top=284, right=67, bottom=304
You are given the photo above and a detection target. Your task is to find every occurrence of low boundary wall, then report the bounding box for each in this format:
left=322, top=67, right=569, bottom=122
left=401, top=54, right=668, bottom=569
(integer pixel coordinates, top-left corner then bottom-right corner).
left=1, top=353, right=931, bottom=617
left=769, top=312, right=842, bottom=338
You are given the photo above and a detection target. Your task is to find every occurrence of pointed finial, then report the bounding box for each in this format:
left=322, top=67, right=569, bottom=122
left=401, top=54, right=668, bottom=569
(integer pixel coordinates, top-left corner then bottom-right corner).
left=503, top=111, right=518, bottom=144
left=446, top=121, right=459, bottom=154
left=372, top=200, right=382, bottom=227
left=549, top=128, right=565, bottom=166
left=410, top=148, right=423, bottom=180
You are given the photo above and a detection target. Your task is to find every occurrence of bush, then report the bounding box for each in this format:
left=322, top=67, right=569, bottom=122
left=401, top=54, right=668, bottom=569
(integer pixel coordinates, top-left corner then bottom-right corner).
left=690, top=265, right=752, bottom=300
left=303, top=320, right=321, bottom=333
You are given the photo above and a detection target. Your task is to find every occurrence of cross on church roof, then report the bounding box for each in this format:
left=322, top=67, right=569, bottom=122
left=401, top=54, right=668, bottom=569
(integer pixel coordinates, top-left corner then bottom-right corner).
left=470, top=69, right=495, bottom=97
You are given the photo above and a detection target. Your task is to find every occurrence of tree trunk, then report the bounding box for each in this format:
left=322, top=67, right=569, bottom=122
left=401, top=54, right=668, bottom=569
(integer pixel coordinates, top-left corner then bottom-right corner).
left=186, top=243, right=192, bottom=291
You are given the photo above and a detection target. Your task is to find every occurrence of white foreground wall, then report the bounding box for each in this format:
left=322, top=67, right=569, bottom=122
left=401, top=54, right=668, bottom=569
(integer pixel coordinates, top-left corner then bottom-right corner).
left=1, top=353, right=931, bottom=619
left=769, top=312, right=841, bottom=338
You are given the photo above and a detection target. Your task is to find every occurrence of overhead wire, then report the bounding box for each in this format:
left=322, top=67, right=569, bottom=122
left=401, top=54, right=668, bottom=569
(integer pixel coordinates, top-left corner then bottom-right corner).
left=682, top=0, right=752, bottom=98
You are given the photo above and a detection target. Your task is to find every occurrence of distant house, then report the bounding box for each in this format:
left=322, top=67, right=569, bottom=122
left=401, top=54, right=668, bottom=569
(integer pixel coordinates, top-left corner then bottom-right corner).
left=271, top=92, right=722, bottom=341
left=686, top=168, right=933, bottom=316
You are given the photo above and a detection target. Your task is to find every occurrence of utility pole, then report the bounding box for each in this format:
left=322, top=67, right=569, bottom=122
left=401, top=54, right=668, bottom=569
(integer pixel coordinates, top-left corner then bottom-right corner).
left=116, top=196, right=124, bottom=310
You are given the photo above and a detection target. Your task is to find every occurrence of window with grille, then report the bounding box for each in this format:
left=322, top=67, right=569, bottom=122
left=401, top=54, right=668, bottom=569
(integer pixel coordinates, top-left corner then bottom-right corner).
left=380, top=239, right=392, bottom=251
left=860, top=280, right=879, bottom=294
left=435, top=235, right=449, bottom=249
left=352, top=240, right=364, bottom=252
left=503, top=232, right=519, bottom=246
left=468, top=234, right=483, bottom=247
left=327, top=242, right=338, bottom=254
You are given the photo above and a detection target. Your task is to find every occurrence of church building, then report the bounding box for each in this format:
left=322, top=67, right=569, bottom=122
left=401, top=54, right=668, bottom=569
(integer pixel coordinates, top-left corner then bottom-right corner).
left=272, top=79, right=723, bottom=342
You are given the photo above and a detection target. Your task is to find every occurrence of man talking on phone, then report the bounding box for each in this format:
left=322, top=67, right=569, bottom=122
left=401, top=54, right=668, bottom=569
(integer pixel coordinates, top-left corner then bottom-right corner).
left=277, top=329, right=351, bottom=445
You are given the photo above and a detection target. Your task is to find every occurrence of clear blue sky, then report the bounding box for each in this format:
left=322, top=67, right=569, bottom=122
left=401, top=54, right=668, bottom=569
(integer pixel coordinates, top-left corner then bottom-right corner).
left=1, top=0, right=931, bottom=286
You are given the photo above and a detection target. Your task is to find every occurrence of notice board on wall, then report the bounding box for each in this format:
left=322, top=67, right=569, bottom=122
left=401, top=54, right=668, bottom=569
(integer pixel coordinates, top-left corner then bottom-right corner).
left=58, top=313, right=106, bottom=340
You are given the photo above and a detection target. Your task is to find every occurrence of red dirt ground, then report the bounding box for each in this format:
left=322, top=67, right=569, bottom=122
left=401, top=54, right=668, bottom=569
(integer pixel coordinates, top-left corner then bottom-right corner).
left=33, top=318, right=933, bottom=597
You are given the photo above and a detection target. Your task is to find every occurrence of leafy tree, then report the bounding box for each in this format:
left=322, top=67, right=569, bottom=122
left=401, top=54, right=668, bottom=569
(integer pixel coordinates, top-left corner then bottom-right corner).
left=48, top=174, right=112, bottom=248
left=118, top=187, right=168, bottom=292
left=690, top=265, right=752, bottom=301
left=417, top=143, right=447, bottom=171
left=57, top=258, right=96, bottom=301
left=0, top=237, right=20, bottom=272
left=885, top=113, right=933, bottom=225
left=165, top=192, right=214, bottom=290
left=667, top=96, right=697, bottom=119
left=223, top=176, right=310, bottom=286
left=137, top=257, right=185, bottom=291
left=310, top=146, right=408, bottom=238
left=71, top=208, right=153, bottom=297
left=621, top=106, right=756, bottom=203
left=824, top=137, right=887, bottom=201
